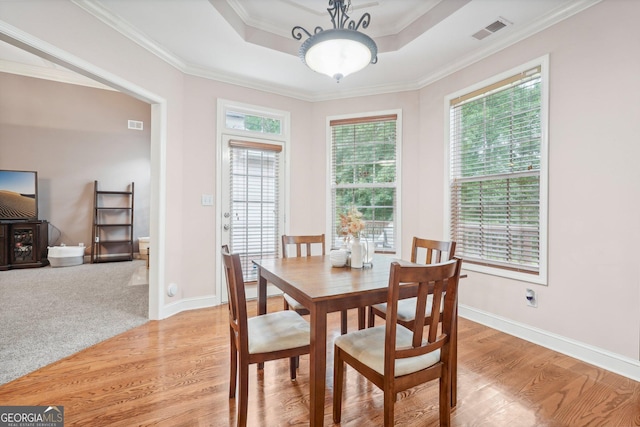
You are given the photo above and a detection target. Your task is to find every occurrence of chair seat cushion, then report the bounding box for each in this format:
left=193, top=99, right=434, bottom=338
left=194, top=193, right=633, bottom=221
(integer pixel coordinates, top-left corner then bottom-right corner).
left=248, top=311, right=310, bottom=354
left=372, top=294, right=444, bottom=322
left=334, top=325, right=441, bottom=377
left=284, top=293, right=307, bottom=311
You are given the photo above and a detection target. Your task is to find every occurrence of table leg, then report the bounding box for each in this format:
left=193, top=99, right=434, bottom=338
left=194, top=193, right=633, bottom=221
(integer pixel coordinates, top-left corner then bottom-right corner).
left=357, top=307, right=366, bottom=330
left=309, top=304, right=328, bottom=426
left=340, top=310, right=347, bottom=335
left=257, top=271, right=267, bottom=370
left=451, top=304, right=458, bottom=408
left=257, top=270, right=267, bottom=316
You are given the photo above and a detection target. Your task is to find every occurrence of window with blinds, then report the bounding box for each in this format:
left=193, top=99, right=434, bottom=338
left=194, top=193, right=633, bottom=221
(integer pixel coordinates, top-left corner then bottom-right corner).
left=449, top=63, right=546, bottom=279
left=229, top=140, right=281, bottom=282
left=330, top=114, right=398, bottom=253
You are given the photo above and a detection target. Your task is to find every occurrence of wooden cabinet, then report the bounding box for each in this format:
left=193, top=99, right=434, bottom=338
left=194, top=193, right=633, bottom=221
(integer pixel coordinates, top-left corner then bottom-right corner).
left=0, top=224, right=7, bottom=267
left=0, top=221, right=49, bottom=270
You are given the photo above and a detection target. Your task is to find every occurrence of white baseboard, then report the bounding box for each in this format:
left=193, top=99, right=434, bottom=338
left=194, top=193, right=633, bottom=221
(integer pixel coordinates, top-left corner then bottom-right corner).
left=460, top=305, right=640, bottom=382
left=160, top=295, right=220, bottom=319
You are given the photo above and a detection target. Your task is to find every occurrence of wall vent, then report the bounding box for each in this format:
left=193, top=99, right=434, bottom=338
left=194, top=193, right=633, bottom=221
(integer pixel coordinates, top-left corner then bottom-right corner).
left=472, top=18, right=509, bottom=41
left=128, top=120, right=144, bottom=130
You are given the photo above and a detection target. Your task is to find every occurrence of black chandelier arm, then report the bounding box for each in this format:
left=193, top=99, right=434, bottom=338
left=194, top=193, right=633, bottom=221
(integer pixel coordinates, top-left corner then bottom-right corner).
left=291, top=26, right=313, bottom=40
left=350, top=12, right=371, bottom=31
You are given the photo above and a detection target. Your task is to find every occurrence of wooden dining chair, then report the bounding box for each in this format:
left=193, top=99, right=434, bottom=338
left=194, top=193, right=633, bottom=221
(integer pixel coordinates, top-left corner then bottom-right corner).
left=367, top=237, right=457, bottom=329
left=281, top=234, right=349, bottom=334
left=333, top=258, right=462, bottom=427
left=221, top=246, right=310, bottom=427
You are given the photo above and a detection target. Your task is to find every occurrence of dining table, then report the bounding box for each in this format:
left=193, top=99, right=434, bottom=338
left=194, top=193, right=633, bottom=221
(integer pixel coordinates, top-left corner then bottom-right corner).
left=253, top=253, right=458, bottom=426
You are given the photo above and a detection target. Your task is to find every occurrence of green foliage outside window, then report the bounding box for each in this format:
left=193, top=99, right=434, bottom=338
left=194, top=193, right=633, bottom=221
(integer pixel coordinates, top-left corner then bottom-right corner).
left=331, top=118, right=397, bottom=250
left=458, top=82, right=541, bottom=179
left=244, top=115, right=281, bottom=134
left=451, top=69, right=542, bottom=270
left=226, top=111, right=281, bottom=135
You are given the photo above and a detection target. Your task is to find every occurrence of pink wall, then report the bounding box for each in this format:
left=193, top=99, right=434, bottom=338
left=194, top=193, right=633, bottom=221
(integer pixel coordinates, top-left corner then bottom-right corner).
left=0, top=72, right=151, bottom=250
left=417, top=0, right=640, bottom=359
left=1, top=0, right=638, bottom=363
left=179, top=76, right=312, bottom=299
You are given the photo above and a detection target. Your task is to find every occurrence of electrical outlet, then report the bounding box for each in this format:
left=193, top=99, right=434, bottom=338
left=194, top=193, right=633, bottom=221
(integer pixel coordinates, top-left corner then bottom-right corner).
left=526, top=288, right=537, bottom=307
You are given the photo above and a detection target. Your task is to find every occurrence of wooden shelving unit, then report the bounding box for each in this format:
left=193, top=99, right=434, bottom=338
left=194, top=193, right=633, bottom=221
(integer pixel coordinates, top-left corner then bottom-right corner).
left=91, top=180, right=134, bottom=263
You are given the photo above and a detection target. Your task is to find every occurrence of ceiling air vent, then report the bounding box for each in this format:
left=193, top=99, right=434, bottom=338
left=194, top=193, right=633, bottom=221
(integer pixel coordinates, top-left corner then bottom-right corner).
left=472, top=18, right=509, bottom=41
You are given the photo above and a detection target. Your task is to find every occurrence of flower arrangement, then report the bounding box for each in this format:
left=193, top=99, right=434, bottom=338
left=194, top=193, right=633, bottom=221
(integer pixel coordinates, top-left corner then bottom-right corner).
left=339, top=207, right=366, bottom=240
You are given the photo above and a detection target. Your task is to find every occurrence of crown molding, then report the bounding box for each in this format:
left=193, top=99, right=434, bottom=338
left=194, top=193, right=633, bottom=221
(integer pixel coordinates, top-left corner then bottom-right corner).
left=184, top=63, right=314, bottom=101
left=70, top=0, right=602, bottom=102
left=183, top=61, right=421, bottom=102
left=71, top=0, right=188, bottom=72
left=0, top=19, right=165, bottom=103
left=415, top=0, right=603, bottom=89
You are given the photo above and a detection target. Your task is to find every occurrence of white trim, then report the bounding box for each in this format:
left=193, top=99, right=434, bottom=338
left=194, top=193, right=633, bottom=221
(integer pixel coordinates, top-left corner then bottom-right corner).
left=215, top=99, right=291, bottom=303
left=325, top=109, right=403, bottom=258
left=71, top=0, right=188, bottom=71
left=70, top=0, right=601, bottom=102
left=460, top=305, right=640, bottom=382
left=395, top=112, right=403, bottom=260
left=0, top=59, right=116, bottom=91
left=0, top=19, right=167, bottom=320
left=160, top=295, right=220, bottom=319
left=148, top=102, right=167, bottom=320
left=0, top=21, right=161, bottom=103
left=444, top=55, right=549, bottom=286
left=417, top=0, right=600, bottom=91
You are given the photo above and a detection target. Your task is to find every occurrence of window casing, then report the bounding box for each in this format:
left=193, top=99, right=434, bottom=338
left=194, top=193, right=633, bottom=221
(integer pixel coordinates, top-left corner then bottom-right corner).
left=218, top=99, right=289, bottom=284
left=329, top=112, right=401, bottom=253
left=446, top=58, right=548, bottom=284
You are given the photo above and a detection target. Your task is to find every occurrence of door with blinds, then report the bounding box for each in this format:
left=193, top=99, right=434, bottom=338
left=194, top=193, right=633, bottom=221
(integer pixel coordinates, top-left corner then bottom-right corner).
left=220, top=135, right=284, bottom=300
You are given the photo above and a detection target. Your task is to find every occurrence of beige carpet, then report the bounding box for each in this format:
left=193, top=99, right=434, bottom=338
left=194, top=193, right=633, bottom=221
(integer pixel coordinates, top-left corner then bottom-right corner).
left=0, top=260, right=148, bottom=385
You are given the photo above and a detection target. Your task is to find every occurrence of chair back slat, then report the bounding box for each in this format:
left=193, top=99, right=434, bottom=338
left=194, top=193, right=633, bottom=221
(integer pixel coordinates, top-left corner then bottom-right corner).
left=221, top=246, right=249, bottom=353
left=385, top=258, right=462, bottom=369
left=411, top=280, right=430, bottom=347
left=282, top=234, right=325, bottom=258
left=426, top=278, right=445, bottom=343
left=411, top=237, right=457, bottom=264
left=411, top=237, right=457, bottom=341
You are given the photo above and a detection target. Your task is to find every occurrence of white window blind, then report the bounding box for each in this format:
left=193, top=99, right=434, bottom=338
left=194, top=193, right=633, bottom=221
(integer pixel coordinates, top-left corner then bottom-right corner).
left=449, top=66, right=542, bottom=274
left=229, top=140, right=281, bottom=281
left=330, top=114, right=397, bottom=252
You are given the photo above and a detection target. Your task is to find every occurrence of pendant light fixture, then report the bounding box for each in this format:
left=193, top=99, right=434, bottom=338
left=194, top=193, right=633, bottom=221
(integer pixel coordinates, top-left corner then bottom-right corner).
left=292, top=0, right=378, bottom=82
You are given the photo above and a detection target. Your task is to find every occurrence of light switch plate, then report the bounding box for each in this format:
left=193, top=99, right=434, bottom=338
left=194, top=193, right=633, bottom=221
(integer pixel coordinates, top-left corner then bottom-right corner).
left=201, top=194, right=214, bottom=206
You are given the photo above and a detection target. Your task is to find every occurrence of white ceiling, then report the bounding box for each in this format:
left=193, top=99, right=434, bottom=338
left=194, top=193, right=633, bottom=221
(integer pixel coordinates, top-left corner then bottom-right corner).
left=0, top=0, right=600, bottom=101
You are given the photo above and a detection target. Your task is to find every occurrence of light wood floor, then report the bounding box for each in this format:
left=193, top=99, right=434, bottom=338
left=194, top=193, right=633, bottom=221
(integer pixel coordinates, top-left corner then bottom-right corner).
left=1, top=298, right=639, bottom=426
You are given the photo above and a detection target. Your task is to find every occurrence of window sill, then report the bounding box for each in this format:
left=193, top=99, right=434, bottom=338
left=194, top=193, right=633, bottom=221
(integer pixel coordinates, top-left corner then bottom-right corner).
left=462, top=262, right=547, bottom=285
